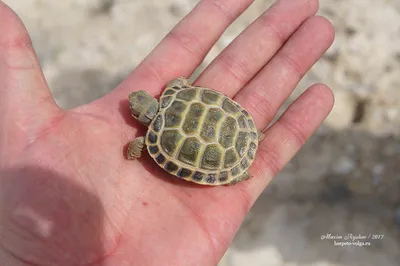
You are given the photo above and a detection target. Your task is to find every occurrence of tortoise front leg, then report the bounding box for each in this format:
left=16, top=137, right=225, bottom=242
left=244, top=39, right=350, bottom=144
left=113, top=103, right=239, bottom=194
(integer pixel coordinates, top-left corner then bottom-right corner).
left=127, top=136, right=146, bottom=160
left=166, top=77, right=190, bottom=88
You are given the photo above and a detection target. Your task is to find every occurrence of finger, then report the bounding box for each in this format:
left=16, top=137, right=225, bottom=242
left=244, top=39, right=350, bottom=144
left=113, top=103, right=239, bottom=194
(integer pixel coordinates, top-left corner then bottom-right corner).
left=233, top=16, right=335, bottom=129
left=195, top=0, right=319, bottom=96
left=0, top=3, right=61, bottom=148
left=245, top=84, right=334, bottom=202
left=107, top=0, right=255, bottom=101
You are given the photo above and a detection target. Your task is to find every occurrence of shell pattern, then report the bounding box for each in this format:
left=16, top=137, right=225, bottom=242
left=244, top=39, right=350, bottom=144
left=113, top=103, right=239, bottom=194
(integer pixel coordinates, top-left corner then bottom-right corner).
left=145, top=83, right=259, bottom=185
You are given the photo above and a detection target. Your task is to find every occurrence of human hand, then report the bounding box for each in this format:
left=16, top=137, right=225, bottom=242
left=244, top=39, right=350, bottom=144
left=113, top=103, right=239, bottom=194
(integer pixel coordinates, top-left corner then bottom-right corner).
left=0, top=0, right=334, bottom=265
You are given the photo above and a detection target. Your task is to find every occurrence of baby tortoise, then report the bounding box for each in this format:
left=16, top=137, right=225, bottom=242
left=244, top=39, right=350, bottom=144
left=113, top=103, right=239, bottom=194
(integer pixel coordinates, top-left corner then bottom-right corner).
left=126, top=77, right=263, bottom=186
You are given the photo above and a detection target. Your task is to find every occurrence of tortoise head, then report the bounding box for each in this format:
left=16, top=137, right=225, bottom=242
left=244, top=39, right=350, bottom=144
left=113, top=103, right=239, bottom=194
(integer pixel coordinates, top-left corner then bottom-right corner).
left=129, top=90, right=159, bottom=126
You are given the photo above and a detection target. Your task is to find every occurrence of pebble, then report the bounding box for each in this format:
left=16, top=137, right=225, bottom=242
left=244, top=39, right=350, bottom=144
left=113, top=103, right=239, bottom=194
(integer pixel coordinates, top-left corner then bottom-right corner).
left=332, top=156, right=356, bottom=175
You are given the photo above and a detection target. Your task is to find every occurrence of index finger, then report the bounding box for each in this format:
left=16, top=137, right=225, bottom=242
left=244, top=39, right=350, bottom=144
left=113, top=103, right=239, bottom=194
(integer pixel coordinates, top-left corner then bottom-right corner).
left=107, top=0, right=255, bottom=100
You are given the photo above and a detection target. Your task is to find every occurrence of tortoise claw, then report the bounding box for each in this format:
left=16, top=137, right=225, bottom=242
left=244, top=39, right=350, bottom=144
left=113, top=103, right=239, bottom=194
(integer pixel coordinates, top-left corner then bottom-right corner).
left=257, top=130, right=265, bottom=142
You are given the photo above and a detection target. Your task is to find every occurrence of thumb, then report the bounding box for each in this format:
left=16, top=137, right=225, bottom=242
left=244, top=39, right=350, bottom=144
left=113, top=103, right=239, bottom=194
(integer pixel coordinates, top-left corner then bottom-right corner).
left=0, top=2, right=62, bottom=158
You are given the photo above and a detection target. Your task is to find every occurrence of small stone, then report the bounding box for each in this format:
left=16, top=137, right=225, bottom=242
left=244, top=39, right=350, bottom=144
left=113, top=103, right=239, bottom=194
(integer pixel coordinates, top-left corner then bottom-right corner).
left=332, top=156, right=356, bottom=175
left=168, top=3, right=182, bottom=16
left=386, top=108, right=398, bottom=121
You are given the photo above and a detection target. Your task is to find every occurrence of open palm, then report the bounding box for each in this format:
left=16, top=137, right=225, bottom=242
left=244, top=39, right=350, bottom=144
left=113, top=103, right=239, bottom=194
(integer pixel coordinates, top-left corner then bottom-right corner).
left=0, top=0, right=334, bottom=265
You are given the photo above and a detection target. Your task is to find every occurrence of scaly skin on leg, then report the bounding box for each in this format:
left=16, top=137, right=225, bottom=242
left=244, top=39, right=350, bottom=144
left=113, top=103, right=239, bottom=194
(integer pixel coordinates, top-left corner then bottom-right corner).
left=127, top=137, right=145, bottom=159
left=228, top=171, right=252, bottom=186
left=257, top=130, right=265, bottom=142
left=166, top=77, right=189, bottom=88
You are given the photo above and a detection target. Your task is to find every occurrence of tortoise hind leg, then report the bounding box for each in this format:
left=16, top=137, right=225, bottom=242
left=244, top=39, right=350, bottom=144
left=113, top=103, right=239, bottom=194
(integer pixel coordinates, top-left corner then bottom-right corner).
left=257, top=130, right=265, bottom=142
left=228, top=171, right=252, bottom=186
left=127, top=137, right=146, bottom=160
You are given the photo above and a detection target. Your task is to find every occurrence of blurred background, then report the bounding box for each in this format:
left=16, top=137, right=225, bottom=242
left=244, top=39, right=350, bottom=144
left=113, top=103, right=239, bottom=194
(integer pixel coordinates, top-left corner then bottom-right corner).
left=4, top=0, right=400, bottom=265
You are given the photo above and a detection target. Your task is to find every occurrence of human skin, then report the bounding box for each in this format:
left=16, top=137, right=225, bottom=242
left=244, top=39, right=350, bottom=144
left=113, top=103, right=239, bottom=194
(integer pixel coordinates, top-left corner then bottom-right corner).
left=0, top=0, right=334, bottom=265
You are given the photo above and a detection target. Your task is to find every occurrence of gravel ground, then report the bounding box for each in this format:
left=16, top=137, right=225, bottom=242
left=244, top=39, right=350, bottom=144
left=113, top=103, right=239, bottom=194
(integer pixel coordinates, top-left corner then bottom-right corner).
left=4, top=0, right=400, bottom=265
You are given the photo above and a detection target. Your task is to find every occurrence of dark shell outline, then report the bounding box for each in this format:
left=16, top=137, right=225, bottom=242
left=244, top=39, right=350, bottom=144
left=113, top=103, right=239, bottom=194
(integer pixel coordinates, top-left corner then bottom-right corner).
left=145, top=85, right=259, bottom=185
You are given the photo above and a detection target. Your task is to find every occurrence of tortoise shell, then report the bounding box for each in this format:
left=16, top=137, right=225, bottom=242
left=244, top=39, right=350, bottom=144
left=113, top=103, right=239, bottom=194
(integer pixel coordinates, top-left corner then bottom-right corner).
left=145, top=80, right=259, bottom=186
